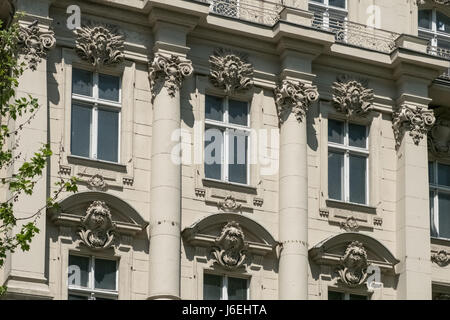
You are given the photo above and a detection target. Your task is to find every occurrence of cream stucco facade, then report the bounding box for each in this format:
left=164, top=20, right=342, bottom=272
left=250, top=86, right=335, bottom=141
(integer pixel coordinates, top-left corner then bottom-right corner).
left=1, top=0, right=450, bottom=300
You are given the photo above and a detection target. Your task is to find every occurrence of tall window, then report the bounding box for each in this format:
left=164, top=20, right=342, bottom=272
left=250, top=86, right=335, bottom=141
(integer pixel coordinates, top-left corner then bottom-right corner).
left=418, top=9, right=450, bottom=55
left=328, top=290, right=367, bottom=300
left=328, top=119, right=369, bottom=205
left=309, top=0, right=348, bottom=30
left=67, top=255, right=118, bottom=300
left=429, top=162, right=450, bottom=239
left=204, top=95, right=250, bottom=185
left=203, top=274, right=248, bottom=300
left=71, top=68, right=121, bottom=163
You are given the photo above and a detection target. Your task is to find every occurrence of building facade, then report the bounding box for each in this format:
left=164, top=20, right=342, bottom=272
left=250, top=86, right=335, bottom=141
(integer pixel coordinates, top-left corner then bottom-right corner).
left=1, top=0, right=450, bottom=300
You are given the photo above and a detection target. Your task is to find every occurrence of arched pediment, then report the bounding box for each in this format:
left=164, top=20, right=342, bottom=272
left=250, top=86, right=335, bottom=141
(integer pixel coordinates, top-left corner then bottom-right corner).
left=182, top=213, right=279, bottom=258
left=48, top=191, right=148, bottom=236
left=309, top=233, right=399, bottom=273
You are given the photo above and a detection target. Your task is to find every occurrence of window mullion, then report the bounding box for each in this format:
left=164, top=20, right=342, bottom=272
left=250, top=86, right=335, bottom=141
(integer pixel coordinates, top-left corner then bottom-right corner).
left=344, top=122, right=349, bottom=202
left=223, top=276, right=228, bottom=300
left=432, top=9, right=437, bottom=33
left=92, top=106, right=98, bottom=159
left=90, top=257, right=95, bottom=292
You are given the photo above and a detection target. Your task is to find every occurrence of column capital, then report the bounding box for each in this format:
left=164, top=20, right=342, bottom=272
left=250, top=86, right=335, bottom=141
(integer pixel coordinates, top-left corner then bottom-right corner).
left=274, top=79, right=318, bottom=125
left=148, top=53, right=193, bottom=102
left=392, top=103, right=435, bottom=150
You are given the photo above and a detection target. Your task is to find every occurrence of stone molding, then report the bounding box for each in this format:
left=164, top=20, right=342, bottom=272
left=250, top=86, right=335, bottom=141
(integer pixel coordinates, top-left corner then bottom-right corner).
left=274, top=79, right=319, bottom=124
left=75, top=23, right=124, bottom=68
left=428, top=107, right=450, bottom=158
left=148, top=53, right=193, bottom=102
left=209, top=48, right=254, bottom=95
left=79, top=201, right=116, bottom=250
left=332, top=76, right=374, bottom=117
left=18, top=20, right=55, bottom=71
left=211, top=221, right=248, bottom=270
left=392, top=104, right=435, bottom=150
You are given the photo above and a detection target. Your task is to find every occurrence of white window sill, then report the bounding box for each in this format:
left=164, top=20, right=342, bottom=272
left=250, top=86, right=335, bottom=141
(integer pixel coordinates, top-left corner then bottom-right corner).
left=326, top=199, right=377, bottom=214
left=67, top=155, right=127, bottom=173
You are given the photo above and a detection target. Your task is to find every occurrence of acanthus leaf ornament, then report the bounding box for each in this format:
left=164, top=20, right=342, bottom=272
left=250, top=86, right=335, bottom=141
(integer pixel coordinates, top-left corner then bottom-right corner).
left=332, top=76, right=374, bottom=117
left=209, top=48, right=254, bottom=95
left=432, top=250, right=449, bottom=267
left=79, top=201, right=116, bottom=250
left=211, top=221, right=248, bottom=270
left=337, top=241, right=370, bottom=287
left=18, top=20, right=56, bottom=71
left=274, top=80, right=319, bottom=125
left=75, top=23, right=124, bottom=68
left=148, top=53, right=193, bottom=102
left=392, top=104, right=435, bottom=150
left=217, top=195, right=242, bottom=212
left=340, top=216, right=360, bottom=232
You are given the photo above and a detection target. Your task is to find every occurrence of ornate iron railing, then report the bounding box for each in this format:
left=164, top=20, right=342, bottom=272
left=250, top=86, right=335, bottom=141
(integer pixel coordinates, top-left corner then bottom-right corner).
left=427, top=45, right=450, bottom=80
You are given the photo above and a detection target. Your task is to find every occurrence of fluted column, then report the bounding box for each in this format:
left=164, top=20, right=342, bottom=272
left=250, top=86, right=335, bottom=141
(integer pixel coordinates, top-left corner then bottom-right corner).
left=276, top=79, right=318, bottom=300
left=148, top=53, right=193, bottom=300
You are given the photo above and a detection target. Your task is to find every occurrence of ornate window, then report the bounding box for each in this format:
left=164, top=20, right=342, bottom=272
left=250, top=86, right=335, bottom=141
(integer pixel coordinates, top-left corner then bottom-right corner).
left=328, top=119, right=369, bottom=205
left=71, top=68, right=121, bottom=163
left=309, top=0, right=348, bottom=30
left=418, top=8, right=450, bottom=56
left=328, top=290, right=368, bottom=300
left=203, top=273, right=249, bottom=300
left=204, top=95, right=250, bottom=185
left=67, top=254, right=118, bottom=300
left=429, top=161, right=450, bottom=239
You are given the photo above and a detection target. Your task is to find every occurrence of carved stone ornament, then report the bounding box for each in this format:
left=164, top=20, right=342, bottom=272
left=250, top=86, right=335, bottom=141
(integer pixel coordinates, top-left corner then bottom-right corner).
left=211, top=221, right=248, bottom=270
left=432, top=250, right=450, bottom=267
left=418, top=0, right=450, bottom=6
left=392, top=104, right=435, bottom=150
left=75, top=23, right=124, bottom=68
left=340, top=216, right=360, bottom=232
left=428, top=107, right=450, bottom=158
left=148, top=53, right=193, bottom=102
left=218, top=196, right=242, bottom=212
left=87, top=174, right=107, bottom=191
left=332, top=76, right=374, bottom=117
left=79, top=201, right=116, bottom=250
left=209, top=48, right=254, bottom=95
left=337, top=241, right=369, bottom=287
left=18, top=21, right=56, bottom=71
left=274, top=80, right=319, bottom=124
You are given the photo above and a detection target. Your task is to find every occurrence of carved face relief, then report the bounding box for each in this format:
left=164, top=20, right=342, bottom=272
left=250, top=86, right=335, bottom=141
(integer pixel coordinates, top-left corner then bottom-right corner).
left=18, top=20, right=56, bottom=71
left=75, top=23, right=124, bottom=68
left=432, top=250, right=449, bottom=267
left=79, top=201, right=116, bottom=250
left=429, top=108, right=450, bottom=158
left=209, top=48, right=254, bottom=95
left=338, top=241, right=369, bottom=287
left=211, top=221, right=247, bottom=269
left=332, top=77, right=374, bottom=117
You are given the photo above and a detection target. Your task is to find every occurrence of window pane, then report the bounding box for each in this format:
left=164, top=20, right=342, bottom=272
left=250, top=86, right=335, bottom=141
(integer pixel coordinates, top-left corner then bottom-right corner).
left=228, top=131, right=248, bottom=185
left=349, top=294, right=367, bottom=300
left=328, top=151, right=344, bottom=200
left=431, top=191, right=438, bottom=237
left=437, top=11, right=450, bottom=34
left=418, top=10, right=432, bottom=30
left=349, top=155, right=367, bottom=204
left=68, top=294, right=89, bottom=300
left=97, top=109, right=119, bottom=162
left=68, top=255, right=89, bottom=288
left=349, top=123, right=367, bottom=148
left=205, top=127, right=223, bottom=180
left=229, top=100, right=248, bottom=126
left=438, top=193, right=450, bottom=239
left=328, top=119, right=344, bottom=144
left=328, top=291, right=344, bottom=300
left=438, top=163, right=450, bottom=187
left=329, top=0, right=346, bottom=8
left=203, top=274, right=222, bottom=300
left=99, top=74, right=120, bottom=102
left=227, top=277, right=247, bottom=300
left=72, top=68, right=93, bottom=96
left=71, top=104, right=92, bottom=158
left=94, top=259, right=117, bottom=291
left=206, top=95, right=224, bottom=122
left=429, top=162, right=435, bottom=184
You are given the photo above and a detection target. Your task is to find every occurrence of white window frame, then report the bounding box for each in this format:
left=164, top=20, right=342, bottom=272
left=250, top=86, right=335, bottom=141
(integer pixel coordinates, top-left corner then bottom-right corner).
left=419, top=8, right=450, bottom=50
left=204, top=95, right=251, bottom=186
left=203, top=273, right=249, bottom=300
left=309, top=0, right=348, bottom=29
left=67, top=254, right=119, bottom=300
left=429, top=161, right=450, bottom=240
left=71, top=69, right=122, bottom=163
left=328, top=119, right=369, bottom=205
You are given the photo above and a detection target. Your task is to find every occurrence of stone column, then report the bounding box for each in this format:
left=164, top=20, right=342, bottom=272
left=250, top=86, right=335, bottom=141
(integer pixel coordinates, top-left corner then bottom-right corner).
left=276, top=79, right=318, bottom=300
left=393, top=100, right=435, bottom=300
left=148, top=53, right=193, bottom=300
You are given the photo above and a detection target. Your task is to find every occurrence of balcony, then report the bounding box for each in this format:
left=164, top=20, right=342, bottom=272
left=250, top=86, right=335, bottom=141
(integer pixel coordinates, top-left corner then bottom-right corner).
left=419, top=29, right=450, bottom=80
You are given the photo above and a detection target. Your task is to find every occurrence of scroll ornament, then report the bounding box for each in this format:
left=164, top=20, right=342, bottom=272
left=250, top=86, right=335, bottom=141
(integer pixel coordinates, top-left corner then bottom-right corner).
left=148, top=53, right=193, bottom=101
left=75, top=23, right=124, bottom=68
left=18, top=20, right=56, bottom=71
left=392, top=104, right=435, bottom=150
left=274, top=80, right=319, bottom=124
left=209, top=48, right=254, bottom=95
left=332, top=77, right=374, bottom=117
left=211, top=221, right=248, bottom=270
left=79, top=201, right=116, bottom=250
